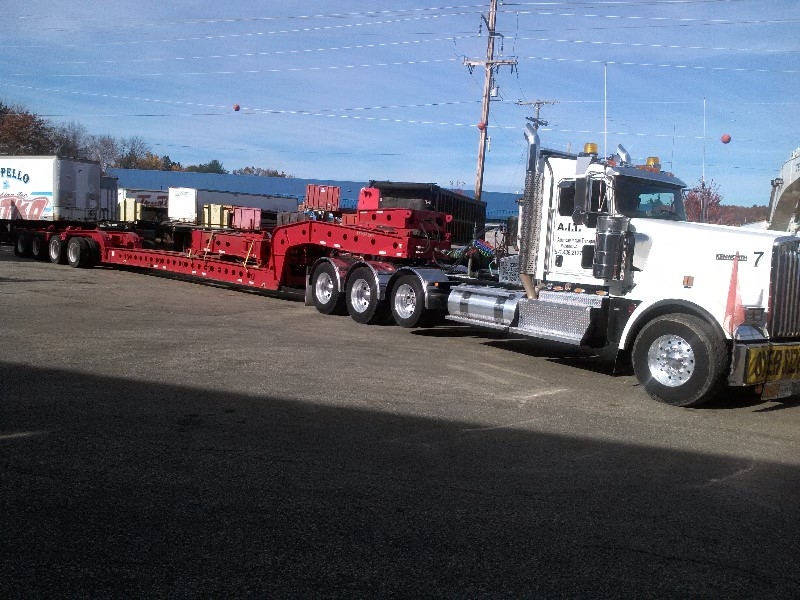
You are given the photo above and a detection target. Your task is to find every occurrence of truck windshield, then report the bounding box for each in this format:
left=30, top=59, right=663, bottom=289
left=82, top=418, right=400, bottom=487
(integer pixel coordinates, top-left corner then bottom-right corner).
left=614, top=176, right=686, bottom=221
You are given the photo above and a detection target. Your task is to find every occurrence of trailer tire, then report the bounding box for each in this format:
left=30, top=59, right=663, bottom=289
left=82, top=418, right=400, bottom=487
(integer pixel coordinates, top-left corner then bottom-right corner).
left=14, top=232, right=32, bottom=257
left=346, top=267, right=389, bottom=325
left=85, top=238, right=101, bottom=267
left=30, top=233, right=48, bottom=260
left=49, top=235, right=68, bottom=264
left=390, top=274, right=441, bottom=328
left=632, top=313, right=729, bottom=408
left=67, top=236, right=91, bottom=269
left=311, top=263, right=346, bottom=315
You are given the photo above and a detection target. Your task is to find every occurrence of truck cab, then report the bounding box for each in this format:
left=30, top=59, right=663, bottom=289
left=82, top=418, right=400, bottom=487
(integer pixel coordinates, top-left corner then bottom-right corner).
left=446, top=124, right=800, bottom=407
left=541, top=148, right=686, bottom=287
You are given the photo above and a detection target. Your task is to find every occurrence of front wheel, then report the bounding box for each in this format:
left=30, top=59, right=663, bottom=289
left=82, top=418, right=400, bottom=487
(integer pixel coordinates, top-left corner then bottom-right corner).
left=346, top=267, right=388, bottom=325
left=632, top=313, right=729, bottom=407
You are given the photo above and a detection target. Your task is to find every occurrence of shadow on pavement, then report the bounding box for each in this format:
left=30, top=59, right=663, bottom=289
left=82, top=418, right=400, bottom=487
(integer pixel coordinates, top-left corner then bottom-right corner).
left=1, top=362, right=798, bottom=597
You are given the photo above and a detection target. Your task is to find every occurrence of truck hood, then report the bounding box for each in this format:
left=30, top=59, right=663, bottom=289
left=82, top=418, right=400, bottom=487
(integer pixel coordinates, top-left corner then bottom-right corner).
left=629, top=219, right=792, bottom=270
left=628, top=218, right=793, bottom=311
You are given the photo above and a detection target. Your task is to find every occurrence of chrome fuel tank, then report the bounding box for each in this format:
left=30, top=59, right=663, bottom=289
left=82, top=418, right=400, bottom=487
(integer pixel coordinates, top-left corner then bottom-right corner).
left=447, top=285, right=526, bottom=327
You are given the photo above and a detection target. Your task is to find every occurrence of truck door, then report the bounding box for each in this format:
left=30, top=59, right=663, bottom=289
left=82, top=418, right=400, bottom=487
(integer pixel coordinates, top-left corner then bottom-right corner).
left=545, top=176, right=607, bottom=284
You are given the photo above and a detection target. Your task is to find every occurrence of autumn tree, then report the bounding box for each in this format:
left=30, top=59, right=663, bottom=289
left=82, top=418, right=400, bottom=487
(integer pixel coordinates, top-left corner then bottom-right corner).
left=0, top=98, right=291, bottom=177
left=85, top=134, right=119, bottom=172
left=115, top=136, right=152, bottom=169
left=684, top=180, right=723, bottom=223
left=185, top=159, right=227, bottom=174
left=683, top=180, right=769, bottom=226
left=161, top=155, right=183, bottom=171
left=50, top=121, right=91, bottom=159
left=232, top=166, right=291, bottom=178
left=0, top=101, right=55, bottom=155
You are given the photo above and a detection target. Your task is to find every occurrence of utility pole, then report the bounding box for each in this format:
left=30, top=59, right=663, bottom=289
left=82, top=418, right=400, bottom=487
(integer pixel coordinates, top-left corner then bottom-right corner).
left=516, top=100, right=557, bottom=135
left=463, top=0, right=516, bottom=203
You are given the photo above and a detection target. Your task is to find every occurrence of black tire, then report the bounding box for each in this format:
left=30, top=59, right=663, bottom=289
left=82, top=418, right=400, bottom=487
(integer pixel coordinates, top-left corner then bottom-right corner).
left=30, top=233, right=48, bottom=260
left=49, top=235, right=68, bottom=264
left=14, top=232, right=32, bottom=257
left=311, top=262, right=346, bottom=315
left=632, top=313, right=729, bottom=407
left=66, top=236, right=91, bottom=268
left=85, top=238, right=101, bottom=267
left=346, top=266, right=388, bottom=325
left=390, top=274, right=441, bottom=328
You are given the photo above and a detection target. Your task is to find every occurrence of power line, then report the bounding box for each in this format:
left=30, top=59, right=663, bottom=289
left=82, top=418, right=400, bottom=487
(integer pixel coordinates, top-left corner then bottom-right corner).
left=8, top=1, right=747, bottom=30
left=5, top=4, right=793, bottom=46
left=47, top=36, right=473, bottom=66
left=521, top=55, right=799, bottom=74
left=41, top=32, right=796, bottom=68
left=512, top=36, right=799, bottom=55
left=9, top=53, right=792, bottom=78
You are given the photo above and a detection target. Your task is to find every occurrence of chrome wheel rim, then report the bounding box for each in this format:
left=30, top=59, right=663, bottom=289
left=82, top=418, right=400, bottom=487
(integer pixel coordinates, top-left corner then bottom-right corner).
left=68, top=242, right=80, bottom=264
left=393, top=283, right=417, bottom=319
left=350, top=279, right=371, bottom=313
left=315, top=272, right=334, bottom=304
left=647, top=334, right=695, bottom=387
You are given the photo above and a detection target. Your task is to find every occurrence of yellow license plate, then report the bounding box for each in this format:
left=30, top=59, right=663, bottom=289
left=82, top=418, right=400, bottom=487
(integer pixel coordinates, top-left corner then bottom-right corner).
left=744, top=344, right=800, bottom=384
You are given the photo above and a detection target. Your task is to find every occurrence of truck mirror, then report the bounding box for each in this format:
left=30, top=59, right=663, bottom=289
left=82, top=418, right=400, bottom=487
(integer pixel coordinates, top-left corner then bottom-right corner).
left=574, top=176, right=589, bottom=221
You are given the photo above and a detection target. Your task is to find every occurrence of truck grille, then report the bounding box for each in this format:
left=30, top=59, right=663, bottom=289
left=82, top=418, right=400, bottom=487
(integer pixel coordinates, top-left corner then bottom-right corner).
left=770, top=237, right=800, bottom=338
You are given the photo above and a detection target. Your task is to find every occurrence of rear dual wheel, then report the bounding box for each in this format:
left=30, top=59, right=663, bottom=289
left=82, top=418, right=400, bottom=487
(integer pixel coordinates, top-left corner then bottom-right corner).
left=346, top=267, right=388, bottom=325
left=49, top=235, right=68, bottom=264
left=389, top=274, right=443, bottom=328
left=30, top=234, right=48, bottom=260
left=311, top=263, right=346, bottom=315
left=67, top=237, right=92, bottom=268
left=14, top=232, right=32, bottom=257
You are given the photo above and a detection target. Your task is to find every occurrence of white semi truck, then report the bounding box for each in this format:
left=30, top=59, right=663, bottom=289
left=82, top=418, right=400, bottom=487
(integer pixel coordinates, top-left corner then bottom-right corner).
left=435, top=124, right=800, bottom=406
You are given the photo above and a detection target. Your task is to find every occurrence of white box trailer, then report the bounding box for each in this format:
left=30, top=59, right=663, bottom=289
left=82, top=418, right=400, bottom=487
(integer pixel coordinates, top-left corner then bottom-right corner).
left=0, top=156, right=107, bottom=222
left=167, top=187, right=298, bottom=224
left=117, top=188, right=169, bottom=222
left=118, top=188, right=169, bottom=209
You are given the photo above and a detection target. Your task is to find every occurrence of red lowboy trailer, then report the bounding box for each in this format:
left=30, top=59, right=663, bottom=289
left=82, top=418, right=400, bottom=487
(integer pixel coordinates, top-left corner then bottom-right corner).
left=12, top=185, right=456, bottom=326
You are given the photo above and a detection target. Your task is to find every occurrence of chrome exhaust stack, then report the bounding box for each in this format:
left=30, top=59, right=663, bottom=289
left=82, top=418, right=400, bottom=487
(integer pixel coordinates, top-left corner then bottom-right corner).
left=517, top=123, right=543, bottom=299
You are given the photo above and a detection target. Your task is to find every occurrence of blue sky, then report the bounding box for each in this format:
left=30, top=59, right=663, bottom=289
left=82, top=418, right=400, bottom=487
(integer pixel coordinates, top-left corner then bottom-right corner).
left=2, top=1, right=797, bottom=206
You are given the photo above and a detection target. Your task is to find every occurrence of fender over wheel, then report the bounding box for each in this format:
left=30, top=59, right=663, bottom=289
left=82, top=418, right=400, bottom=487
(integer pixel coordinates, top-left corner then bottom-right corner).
left=632, top=313, right=729, bottom=407
left=311, top=262, right=346, bottom=315
left=346, top=266, right=389, bottom=325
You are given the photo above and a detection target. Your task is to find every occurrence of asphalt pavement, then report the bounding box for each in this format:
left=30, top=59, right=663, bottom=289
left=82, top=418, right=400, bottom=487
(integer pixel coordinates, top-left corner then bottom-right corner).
left=1, top=245, right=799, bottom=598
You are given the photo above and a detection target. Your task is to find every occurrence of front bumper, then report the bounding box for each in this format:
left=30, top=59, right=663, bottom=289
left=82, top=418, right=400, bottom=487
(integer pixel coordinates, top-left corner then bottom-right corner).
left=730, top=341, right=800, bottom=400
